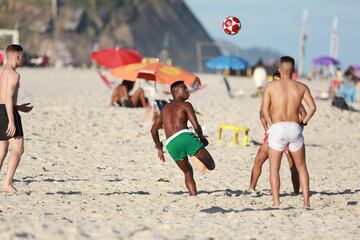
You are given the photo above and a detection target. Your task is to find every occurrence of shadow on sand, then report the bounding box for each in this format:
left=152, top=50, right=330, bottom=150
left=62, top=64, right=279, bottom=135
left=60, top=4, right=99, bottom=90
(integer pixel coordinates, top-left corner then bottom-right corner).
left=200, top=206, right=297, bottom=214
left=100, top=191, right=150, bottom=196
left=168, top=188, right=360, bottom=198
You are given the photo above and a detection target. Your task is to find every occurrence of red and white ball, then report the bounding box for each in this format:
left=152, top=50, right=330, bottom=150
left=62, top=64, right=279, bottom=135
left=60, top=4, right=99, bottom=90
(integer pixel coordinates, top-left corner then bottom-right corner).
left=222, top=16, right=241, bottom=35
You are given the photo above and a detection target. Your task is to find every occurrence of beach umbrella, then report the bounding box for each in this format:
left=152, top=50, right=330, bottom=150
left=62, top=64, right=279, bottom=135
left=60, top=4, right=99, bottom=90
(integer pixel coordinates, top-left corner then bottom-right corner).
left=91, top=47, right=142, bottom=69
left=353, top=65, right=360, bottom=78
left=110, top=62, right=201, bottom=88
left=313, top=56, right=340, bottom=65
left=206, top=55, right=249, bottom=70
left=206, top=55, right=248, bottom=98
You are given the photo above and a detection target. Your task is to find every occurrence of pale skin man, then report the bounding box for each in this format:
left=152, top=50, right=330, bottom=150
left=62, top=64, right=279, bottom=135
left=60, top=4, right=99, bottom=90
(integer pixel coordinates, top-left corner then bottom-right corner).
left=249, top=71, right=307, bottom=193
left=261, top=56, right=316, bottom=207
left=150, top=81, right=215, bottom=196
left=0, top=44, right=33, bottom=192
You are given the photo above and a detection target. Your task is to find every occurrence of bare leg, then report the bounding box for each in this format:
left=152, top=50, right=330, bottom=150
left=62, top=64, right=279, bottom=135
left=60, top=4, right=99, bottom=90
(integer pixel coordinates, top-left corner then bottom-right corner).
left=110, top=86, right=121, bottom=106
left=2, top=137, right=24, bottom=192
left=289, top=145, right=310, bottom=207
left=131, top=89, right=148, bottom=107
left=285, top=151, right=300, bottom=194
left=176, top=158, right=197, bottom=196
left=0, top=140, right=9, bottom=171
left=194, top=148, right=215, bottom=170
left=249, top=144, right=268, bottom=190
left=268, top=148, right=283, bottom=207
left=190, top=156, right=206, bottom=173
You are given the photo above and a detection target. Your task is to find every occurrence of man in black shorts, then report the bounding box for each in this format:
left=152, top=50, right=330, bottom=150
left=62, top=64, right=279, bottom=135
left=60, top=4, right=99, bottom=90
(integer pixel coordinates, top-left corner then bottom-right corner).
left=0, top=44, right=33, bottom=192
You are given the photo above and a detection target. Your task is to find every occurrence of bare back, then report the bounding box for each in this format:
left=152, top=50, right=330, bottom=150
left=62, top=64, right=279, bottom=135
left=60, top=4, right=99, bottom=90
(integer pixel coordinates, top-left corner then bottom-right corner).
left=161, top=101, right=191, bottom=138
left=0, top=68, right=19, bottom=105
left=265, top=80, right=306, bottom=123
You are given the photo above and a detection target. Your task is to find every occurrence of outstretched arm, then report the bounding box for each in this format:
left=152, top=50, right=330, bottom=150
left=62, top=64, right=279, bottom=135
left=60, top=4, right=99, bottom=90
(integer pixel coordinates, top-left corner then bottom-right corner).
left=150, top=114, right=165, bottom=161
left=185, top=102, right=208, bottom=146
left=302, top=85, right=316, bottom=124
left=261, top=85, right=272, bottom=130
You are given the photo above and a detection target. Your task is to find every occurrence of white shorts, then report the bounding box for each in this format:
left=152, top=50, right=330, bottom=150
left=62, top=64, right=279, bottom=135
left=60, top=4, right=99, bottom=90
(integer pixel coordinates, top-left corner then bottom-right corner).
left=268, top=122, right=304, bottom=152
left=254, top=78, right=266, bottom=88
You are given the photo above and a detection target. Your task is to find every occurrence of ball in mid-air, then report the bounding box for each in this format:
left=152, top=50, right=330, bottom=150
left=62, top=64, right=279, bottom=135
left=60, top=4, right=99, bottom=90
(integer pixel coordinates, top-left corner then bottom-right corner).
left=222, top=16, right=241, bottom=35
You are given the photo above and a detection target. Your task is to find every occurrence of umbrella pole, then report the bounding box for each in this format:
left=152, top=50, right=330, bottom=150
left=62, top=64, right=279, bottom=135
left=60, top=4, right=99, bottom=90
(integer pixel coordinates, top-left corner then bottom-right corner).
left=223, top=70, right=233, bottom=98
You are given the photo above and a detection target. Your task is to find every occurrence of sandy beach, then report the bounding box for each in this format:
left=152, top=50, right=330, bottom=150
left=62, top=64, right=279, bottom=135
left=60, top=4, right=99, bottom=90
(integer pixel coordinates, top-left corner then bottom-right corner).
left=0, top=68, right=359, bottom=239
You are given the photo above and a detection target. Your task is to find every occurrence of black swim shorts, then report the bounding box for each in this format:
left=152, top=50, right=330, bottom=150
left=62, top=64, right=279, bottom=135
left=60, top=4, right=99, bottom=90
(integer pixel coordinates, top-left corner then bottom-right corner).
left=0, top=104, right=23, bottom=140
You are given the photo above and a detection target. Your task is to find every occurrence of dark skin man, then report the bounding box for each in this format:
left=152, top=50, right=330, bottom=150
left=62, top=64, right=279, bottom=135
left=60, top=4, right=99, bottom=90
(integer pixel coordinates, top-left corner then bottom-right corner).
left=150, top=81, right=215, bottom=196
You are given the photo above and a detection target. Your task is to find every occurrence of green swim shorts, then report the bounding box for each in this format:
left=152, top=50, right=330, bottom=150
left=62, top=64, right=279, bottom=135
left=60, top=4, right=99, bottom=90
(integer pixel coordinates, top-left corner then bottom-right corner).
left=165, top=129, right=204, bottom=161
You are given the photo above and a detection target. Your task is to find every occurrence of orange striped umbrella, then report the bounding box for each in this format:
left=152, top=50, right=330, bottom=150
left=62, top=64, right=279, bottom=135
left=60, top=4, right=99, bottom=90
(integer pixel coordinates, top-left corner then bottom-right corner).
left=110, top=62, right=201, bottom=88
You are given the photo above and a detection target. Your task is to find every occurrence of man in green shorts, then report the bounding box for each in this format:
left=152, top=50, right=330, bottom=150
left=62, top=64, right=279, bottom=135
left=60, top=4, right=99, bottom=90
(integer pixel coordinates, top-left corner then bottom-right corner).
left=151, top=81, right=215, bottom=196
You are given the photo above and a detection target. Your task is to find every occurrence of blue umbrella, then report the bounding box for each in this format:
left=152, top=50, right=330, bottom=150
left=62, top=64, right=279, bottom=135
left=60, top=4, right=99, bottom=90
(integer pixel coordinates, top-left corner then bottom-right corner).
left=206, top=55, right=248, bottom=98
left=206, top=55, right=249, bottom=70
left=313, top=56, right=340, bottom=65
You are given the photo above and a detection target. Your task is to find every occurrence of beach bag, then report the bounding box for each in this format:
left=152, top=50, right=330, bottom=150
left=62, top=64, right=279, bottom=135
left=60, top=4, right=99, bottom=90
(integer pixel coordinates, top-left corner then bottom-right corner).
left=332, top=97, right=349, bottom=110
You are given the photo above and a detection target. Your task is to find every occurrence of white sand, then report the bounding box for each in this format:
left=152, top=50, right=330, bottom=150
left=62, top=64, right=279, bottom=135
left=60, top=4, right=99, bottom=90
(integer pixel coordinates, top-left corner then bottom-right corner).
left=0, top=68, right=359, bottom=239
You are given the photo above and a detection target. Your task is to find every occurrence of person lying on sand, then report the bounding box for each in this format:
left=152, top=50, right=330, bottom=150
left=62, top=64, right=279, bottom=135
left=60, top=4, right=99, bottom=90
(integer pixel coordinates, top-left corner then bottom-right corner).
left=249, top=71, right=307, bottom=194
left=110, top=80, right=148, bottom=107
left=150, top=81, right=215, bottom=196
left=261, top=56, right=316, bottom=207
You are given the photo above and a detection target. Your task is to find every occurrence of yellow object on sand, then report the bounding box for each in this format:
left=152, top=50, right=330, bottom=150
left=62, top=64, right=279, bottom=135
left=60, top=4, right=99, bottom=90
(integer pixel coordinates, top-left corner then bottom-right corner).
left=218, top=125, right=249, bottom=146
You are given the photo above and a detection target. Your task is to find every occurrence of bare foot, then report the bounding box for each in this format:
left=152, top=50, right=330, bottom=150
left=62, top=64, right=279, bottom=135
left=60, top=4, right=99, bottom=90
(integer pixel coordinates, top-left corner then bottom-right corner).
left=273, top=200, right=280, bottom=208
left=190, top=157, right=207, bottom=173
left=1, top=184, right=17, bottom=193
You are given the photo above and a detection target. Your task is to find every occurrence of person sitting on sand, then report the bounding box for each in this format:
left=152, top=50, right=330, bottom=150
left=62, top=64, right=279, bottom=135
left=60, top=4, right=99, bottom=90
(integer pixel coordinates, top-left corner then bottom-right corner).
left=150, top=81, right=215, bottom=196
left=110, top=80, right=148, bottom=107
left=261, top=56, right=316, bottom=207
left=249, top=71, right=307, bottom=193
left=333, top=66, right=358, bottom=110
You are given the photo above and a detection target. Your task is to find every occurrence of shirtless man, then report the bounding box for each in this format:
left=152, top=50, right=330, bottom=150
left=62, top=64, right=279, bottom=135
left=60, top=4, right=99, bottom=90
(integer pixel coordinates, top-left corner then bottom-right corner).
left=249, top=71, right=305, bottom=193
left=261, top=56, right=316, bottom=207
left=150, top=81, right=215, bottom=196
left=0, top=44, right=33, bottom=192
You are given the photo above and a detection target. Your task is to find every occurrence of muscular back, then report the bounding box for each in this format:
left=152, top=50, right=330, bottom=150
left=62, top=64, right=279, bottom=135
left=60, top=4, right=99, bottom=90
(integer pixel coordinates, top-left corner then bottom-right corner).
left=161, top=101, right=191, bottom=138
left=265, top=80, right=306, bottom=123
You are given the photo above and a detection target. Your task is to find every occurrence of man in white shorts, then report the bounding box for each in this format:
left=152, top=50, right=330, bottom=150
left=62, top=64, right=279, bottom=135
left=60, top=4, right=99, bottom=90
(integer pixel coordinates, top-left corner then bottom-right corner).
left=261, top=56, right=316, bottom=207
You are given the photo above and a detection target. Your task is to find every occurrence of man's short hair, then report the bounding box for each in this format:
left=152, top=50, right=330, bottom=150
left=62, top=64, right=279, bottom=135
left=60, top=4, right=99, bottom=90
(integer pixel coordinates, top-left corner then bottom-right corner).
left=6, top=44, right=23, bottom=54
left=170, top=80, right=184, bottom=94
left=273, top=70, right=281, bottom=79
left=280, top=56, right=295, bottom=67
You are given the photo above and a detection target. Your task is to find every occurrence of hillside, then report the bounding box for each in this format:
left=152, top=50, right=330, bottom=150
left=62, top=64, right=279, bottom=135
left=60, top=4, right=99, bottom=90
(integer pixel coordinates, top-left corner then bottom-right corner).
left=0, top=0, right=220, bottom=71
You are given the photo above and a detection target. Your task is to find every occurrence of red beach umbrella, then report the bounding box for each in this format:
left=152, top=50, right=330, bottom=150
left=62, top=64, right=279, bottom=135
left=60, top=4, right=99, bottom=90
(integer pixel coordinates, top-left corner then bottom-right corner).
left=91, top=47, right=142, bottom=69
